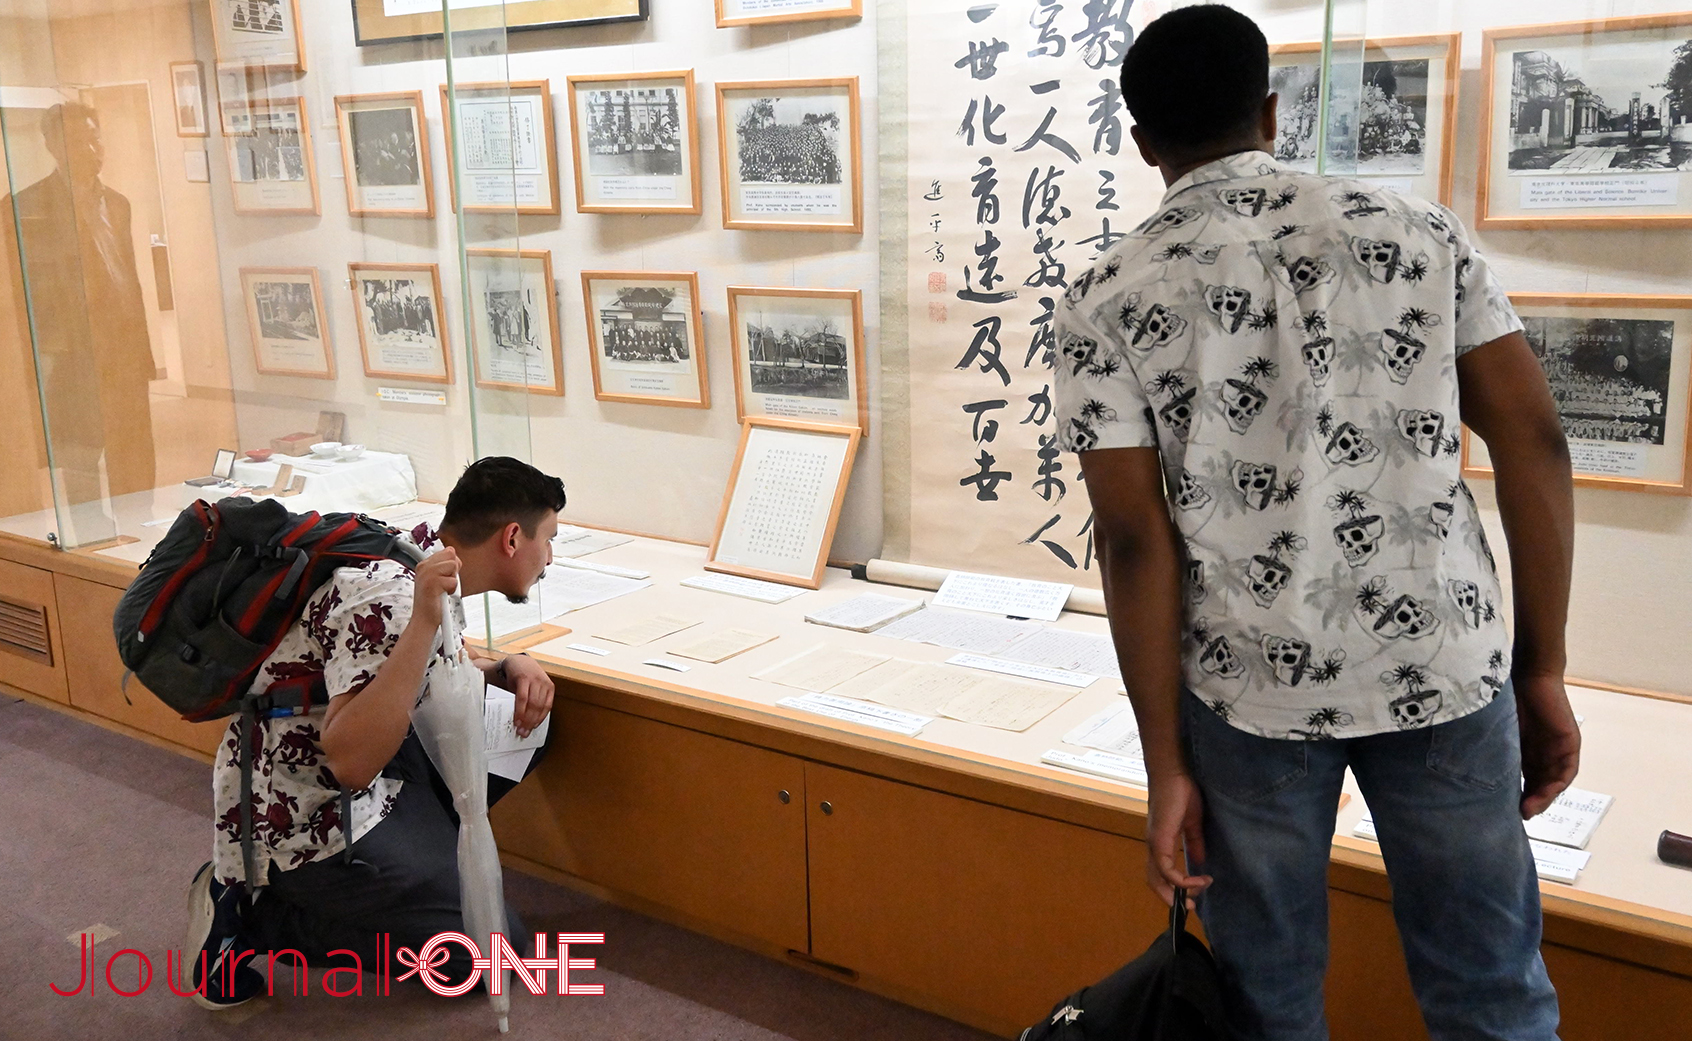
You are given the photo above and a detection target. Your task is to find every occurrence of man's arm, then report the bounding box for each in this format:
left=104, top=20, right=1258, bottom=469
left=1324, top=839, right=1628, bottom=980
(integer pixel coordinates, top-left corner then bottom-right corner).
left=320, top=549, right=462, bottom=791
left=1456, top=330, right=1579, bottom=818
left=1081, top=445, right=1212, bottom=906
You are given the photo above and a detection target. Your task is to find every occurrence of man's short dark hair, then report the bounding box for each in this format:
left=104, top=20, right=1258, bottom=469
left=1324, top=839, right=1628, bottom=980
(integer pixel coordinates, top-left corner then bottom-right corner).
left=1120, top=5, right=1270, bottom=157
left=439, top=456, right=566, bottom=545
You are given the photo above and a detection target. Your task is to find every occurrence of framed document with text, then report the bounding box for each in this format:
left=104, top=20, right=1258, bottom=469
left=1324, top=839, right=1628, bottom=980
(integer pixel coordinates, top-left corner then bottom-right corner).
left=335, top=92, right=434, bottom=218
left=349, top=263, right=452, bottom=384
left=582, top=271, right=708, bottom=408
left=240, top=267, right=334, bottom=379
left=714, top=0, right=861, bottom=28
left=351, top=0, right=646, bottom=46
left=707, top=418, right=862, bottom=589
left=567, top=70, right=701, bottom=215
left=716, top=78, right=862, bottom=232
left=1463, top=294, right=1692, bottom=494
left=208, top=0, right=305, bottom=71
left=465, top=249, right=563, bottom=396
left=440, top=81, right=560, bottom=216
left=224, top=97, right=319, bottom=216
left=1479, top=13, right=1692, bottom=229
left=728, top=286, right=867, bottom=433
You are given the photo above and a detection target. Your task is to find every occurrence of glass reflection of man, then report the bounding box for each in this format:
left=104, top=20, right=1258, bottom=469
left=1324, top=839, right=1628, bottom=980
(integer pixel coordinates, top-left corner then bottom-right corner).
left=2, top=101, right=157, bottom=529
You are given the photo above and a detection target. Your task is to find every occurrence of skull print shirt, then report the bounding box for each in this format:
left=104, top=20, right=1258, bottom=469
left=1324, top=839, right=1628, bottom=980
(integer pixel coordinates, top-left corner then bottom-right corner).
left=1054, top=151, right=1517, bottom=741
left=211, top=532, right=464, bottom=887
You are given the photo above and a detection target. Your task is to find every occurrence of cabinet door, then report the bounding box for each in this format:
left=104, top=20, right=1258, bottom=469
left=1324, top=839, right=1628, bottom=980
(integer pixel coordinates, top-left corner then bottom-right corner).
left=805, top=761, right=1158, bottom=1035
left=0, top=558, right=67, bottom=702
left=489, top=699, right=810, bottom=953
left=57, top=574, right=224, bottom=755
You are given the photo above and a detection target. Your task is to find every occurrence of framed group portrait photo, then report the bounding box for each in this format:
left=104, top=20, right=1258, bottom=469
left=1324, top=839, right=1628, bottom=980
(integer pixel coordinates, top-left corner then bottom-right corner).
left=440, top=80, right=560, bottom=216
left=334, top=92, right=434, bottom=219
left=716, top=78, right=862, bottom=232
left=1462, top=294, right=1692, bottom=494
left=582, top=271, right=708, bottom=408
left=1479, top=12, right=1692, bottom=229
left=348, top=263, right=452, bottom=384
left=566, top=70, right=701, bottom=215
left=224, top=97, right=319, bottom=216
left=240, top=267, right=334, bottom=379
left=208, top=0, right=306, bottom=71
left=465, top=249, right=563, bottom=396
left=727, top=286, right=867, bottom=433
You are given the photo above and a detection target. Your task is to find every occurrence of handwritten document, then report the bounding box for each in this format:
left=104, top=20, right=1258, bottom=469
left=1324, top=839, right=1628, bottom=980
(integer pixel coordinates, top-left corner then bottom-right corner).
left=804, top=593, right=927, bottom=632
left=947, top=652, right=1097, bottom=689
left=1061, top=699, right=1142, bottom=757
left=933, top=570, right=1074, bottom=621
left=777, top=692, right=932, bottom=736
left=682, top=573, right=808, bottom=603
left=594, top=614, right=699, bottom=646
left=668, top=628, right=777, bottom=664
left=714, top=428, right=850, bottom=580
left=1524, top=787, right=1613, bottom=850
left=940, top=676, right=1076, bottom=731
left=874, top=608, right=1043, bottom=656
left=1000, top=628, right=1121, bottom=679
left=830, top=659, right=985, bottom=716
left=755, top=645, right=891, bottom=692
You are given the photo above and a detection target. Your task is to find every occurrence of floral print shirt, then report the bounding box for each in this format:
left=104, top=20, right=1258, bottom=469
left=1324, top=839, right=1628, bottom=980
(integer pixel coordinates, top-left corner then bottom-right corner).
left=1054, top=151, right=1519, bottom=740
left=211, top=530, right=461, bottom=887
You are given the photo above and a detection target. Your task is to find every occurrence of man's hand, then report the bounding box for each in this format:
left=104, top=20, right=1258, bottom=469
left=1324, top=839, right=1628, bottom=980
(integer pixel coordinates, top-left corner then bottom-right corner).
left=500, top=653, right=554, bottom=739
left=410, top=548, right=461, bottom=632
left=1145, top=771, right=1213, bottom=909
left=1516, top=672, right=1580, bottom=819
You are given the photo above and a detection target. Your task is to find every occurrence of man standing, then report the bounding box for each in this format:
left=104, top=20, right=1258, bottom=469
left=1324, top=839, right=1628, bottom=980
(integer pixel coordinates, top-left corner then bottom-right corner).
left=1055, top=8, right=1579, bottom=1040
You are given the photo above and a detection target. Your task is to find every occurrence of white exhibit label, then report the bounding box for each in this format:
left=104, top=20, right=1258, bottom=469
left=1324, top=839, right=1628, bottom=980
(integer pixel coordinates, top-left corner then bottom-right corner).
left=682, top=573, right=807, bottom=603
left=378, top=387, right=448, bottom=405
left=566, top=643, right=612, bottom=656
left=933, top=570, right=1073, bottom=621
left=740, top=185, right=842, bottom=215
left=643, top=659, right=691, bottom=673
left=946, top=652, right=1096, bottom=688
left=1061, top=700, right=1142, bottom=756
left=1040, top=748, right=1149, bottom=786
left=1520, top=175, right=1677, bottom=209
left=598, top=176, right=679, bottom=200
left=778, top=693, right=932, bottom=735
left=1567, top=441, right=1649, bottom=478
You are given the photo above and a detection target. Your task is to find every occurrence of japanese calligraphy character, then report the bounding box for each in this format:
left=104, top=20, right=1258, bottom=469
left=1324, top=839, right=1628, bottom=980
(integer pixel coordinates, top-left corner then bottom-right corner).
left=1023, top=384, right=1054, bottom=426
left=957, top=315, right=1011, bottom=385
left=1021, top=166, right=1070, bottom=229
left=1079, top=217, right=1126, bottom=259
left=1026, top=296, right=1056, bottom=369
left=958, top=96, right=1007, bottom=146
left=955, top=39, right=1009, bottom=80
left=961, top=450, right=1013, bottom=501
left=926, top=241, right=945, bottom=263
left=1014, top=105, right=1081, bottom=163
left=963, top=399, right=1008, bottom=442
left=1097, top=169, right=1120, bottom=210
left=958, top=230, right=1017, bottom=304
left=971, top=157, right=1001, bottom=224
left=1088, top=78, right=1124, bottom=155
left=1028, top=0, right=1066, bottom=59
left=924, top=180, right=943, bottom=201
left=1033, top=434, right=1067, bottom=502
left=1072, top=0, right=1133, bottom=69
left=1024, top=227, right=1067, bottom=290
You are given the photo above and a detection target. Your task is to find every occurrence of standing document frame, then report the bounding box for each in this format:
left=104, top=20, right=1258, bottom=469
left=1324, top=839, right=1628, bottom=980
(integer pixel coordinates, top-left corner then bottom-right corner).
left=707, top=419, right=861, bottom=589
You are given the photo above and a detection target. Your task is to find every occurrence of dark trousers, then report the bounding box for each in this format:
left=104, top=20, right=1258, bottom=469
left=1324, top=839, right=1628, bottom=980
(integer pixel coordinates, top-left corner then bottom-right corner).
left=246, top=727, right=549, bottom=987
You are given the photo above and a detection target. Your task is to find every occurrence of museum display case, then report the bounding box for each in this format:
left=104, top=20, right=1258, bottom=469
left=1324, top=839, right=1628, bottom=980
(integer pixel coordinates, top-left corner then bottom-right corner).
left=2, top=0, right=1690, bottom=1036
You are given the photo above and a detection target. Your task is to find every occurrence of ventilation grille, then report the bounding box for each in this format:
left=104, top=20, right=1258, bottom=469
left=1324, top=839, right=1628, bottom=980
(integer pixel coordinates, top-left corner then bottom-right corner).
left=0, top=594, right=51, bottom=666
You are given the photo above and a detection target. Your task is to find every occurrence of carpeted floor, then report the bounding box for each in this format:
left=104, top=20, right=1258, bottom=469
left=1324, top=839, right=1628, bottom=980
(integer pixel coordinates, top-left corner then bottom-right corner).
left=0, top=694, right=997, bottom=1041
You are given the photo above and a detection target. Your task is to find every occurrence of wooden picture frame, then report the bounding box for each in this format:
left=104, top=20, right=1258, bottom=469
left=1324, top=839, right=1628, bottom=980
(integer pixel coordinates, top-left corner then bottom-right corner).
left=334, top=91, right=434, bottom=219
left=714, top=0, right=861, bottom=29
left=1462, top=293, right=1692, bottom=494
left=582, top=271, right=709, bottom=408
left=440, top=81, right=560, bottom=216
left=239, top=267, right=334, bottom=379
left=706, top=418, right=862, bottom=589
left=1478, top=13, right=1692, bottom=230
left=1269, top=33, right=1461, bottom=205
left=351, top=0, right=646, bottom=46
left=727, top=286, right=867, bottom=433
left=566, top=69, right=702, bottom=215
left=348, top=263, right=452, bottom=384
left=716, top=78, right=862, bottom=233
left=224, top=96, right=319, bottom=216
left=207, top=0, right=305, bottom=72
left=464, top=248, right=563, bottom=396
left=169, top=61, right=209, bottom=138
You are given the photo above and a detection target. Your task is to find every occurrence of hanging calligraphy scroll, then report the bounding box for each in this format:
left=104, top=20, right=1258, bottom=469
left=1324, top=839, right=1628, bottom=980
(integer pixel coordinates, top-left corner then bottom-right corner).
left=895, top=0, right=1163, bottom=584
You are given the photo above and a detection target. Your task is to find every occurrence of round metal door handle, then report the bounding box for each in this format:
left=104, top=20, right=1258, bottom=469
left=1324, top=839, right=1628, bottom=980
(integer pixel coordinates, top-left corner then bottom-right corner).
left=820, top=801, right=834, bottom=815
left=778, top=790, right=791, bottom=804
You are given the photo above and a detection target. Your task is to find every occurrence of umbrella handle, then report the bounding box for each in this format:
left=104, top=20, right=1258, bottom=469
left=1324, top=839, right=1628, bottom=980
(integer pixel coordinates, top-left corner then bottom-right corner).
left=439, top=592, right=463, bottom=659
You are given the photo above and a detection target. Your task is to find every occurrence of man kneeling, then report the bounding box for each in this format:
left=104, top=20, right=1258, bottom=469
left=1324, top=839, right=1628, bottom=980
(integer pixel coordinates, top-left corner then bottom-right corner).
left=183, top=456, right=566, bottom=1007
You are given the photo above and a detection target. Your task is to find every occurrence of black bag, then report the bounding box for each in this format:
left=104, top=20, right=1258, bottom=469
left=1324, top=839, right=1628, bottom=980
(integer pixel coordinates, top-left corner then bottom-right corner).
left=1021, top=894, right=1229, bottom=1041
left=112, top=496, right=423, bottom=887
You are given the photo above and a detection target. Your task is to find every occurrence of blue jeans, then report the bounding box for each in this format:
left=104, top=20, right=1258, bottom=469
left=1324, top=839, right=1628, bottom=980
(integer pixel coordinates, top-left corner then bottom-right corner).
left=1182, top=685, right=1559, bottom=1041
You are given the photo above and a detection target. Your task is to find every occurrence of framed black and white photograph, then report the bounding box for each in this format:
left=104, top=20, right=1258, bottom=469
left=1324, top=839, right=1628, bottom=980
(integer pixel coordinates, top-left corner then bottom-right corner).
left=1463, top=294, right=1692, bottom=494
left=348, top=263, right=452, bottom=384
left=440, top=81, right=559, bottom=216
left=351, top=0, right=646, bottom=46
left=465, top=249, right=562, bottom=396
left=1481, top=13, right=1692, bottom=228
left=567, top=70, right=701, bottom=215
left=582, top=271, right=708, bottom=408
left=170, top=61, right=209, bottom=137
left=715, top=0, right=861, bottom=28
left=335, top=92, right=433, bottom=219
left=716, top=78, right=862, bottom=232
left=240, top=267, right=334, bottom=379
left=208, top=0, right=305, bottom=71
left=1270, top=35, right=1460, bottom=204
left=727, top=286, right=866, bottom=433
left=225, top=97, right=319, bottom=215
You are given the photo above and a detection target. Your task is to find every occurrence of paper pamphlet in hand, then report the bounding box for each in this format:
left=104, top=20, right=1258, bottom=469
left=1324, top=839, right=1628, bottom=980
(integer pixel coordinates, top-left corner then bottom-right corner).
left=804, top=593, right=926, bottom=632
left=668, top=628, right=778, bottom=664
left=754, top=645, right=891, bottom=691
left=873, top=608, right=1043, bottom=656
left=594, top=614, right=699, bottom=646
left=932, top=570, right=1073, bottom=622
left=484, top=685, right=549, bottom=782
left=1524, top=786, right=1613, bottom=850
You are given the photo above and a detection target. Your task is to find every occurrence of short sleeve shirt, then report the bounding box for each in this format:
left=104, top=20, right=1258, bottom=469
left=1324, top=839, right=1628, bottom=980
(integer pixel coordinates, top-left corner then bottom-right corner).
left=211, top=534, right=463, bottom=887
left=1054, top=151, right=1519, bottom=740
